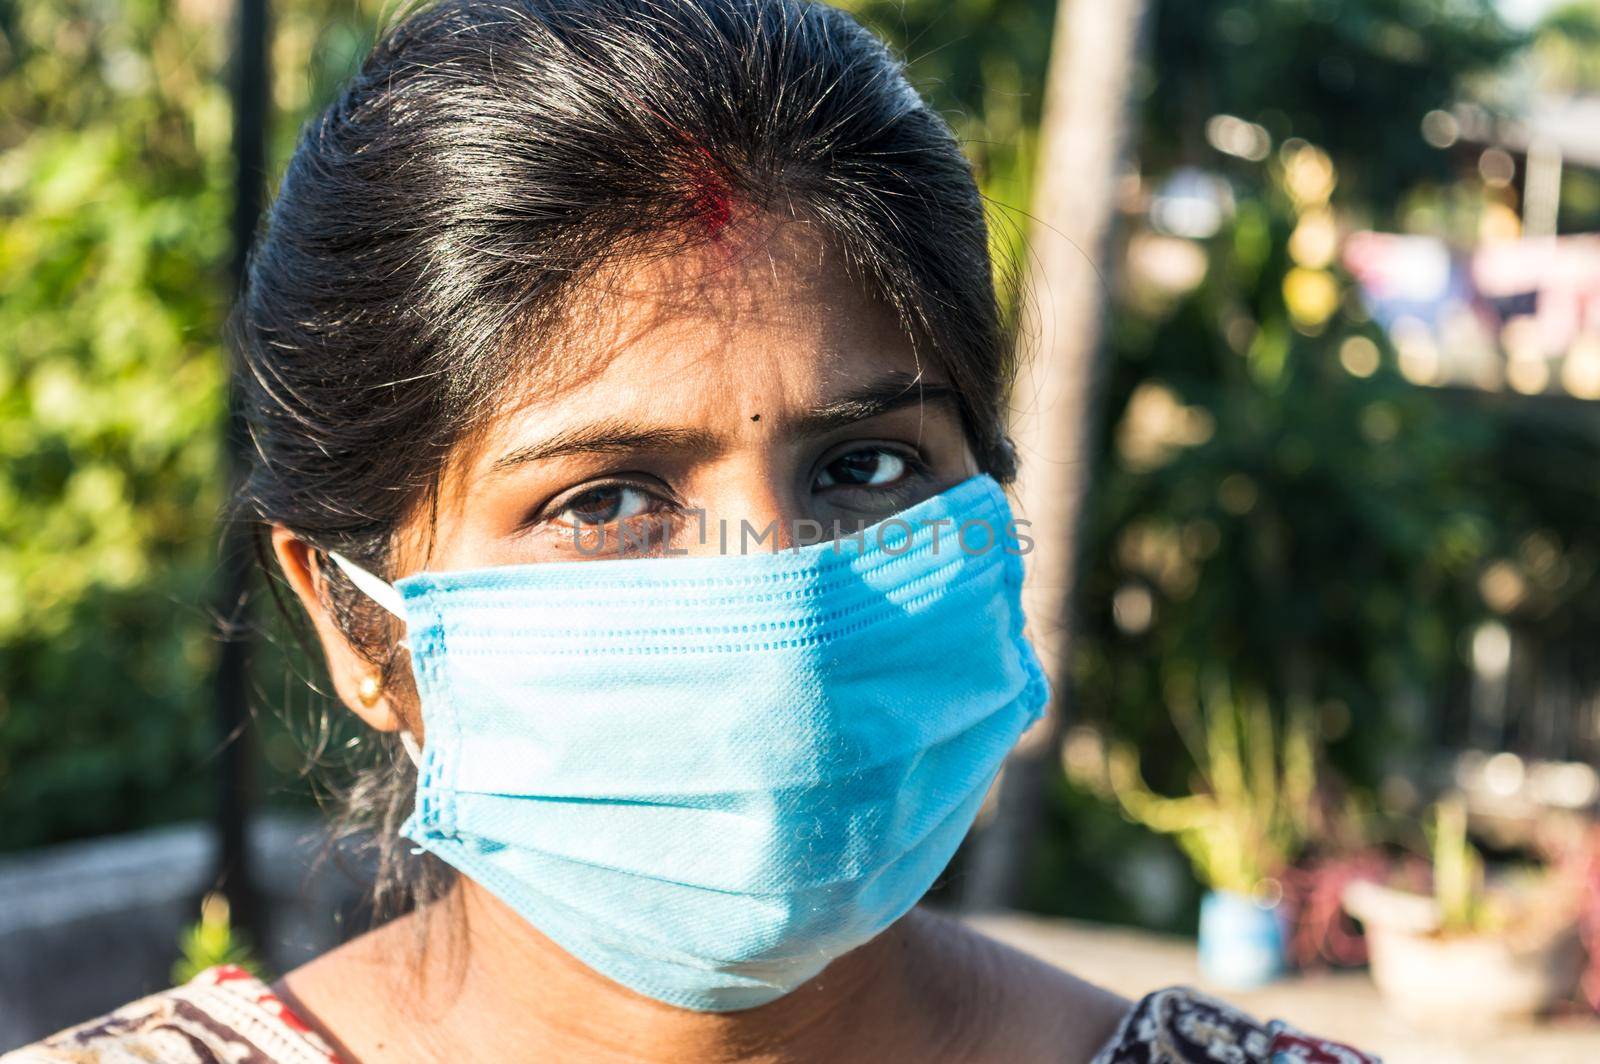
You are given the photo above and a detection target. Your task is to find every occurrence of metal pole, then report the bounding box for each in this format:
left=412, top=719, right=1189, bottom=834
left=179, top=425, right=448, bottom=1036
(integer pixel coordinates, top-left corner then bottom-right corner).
left=215, top=0, right=269, bottom=943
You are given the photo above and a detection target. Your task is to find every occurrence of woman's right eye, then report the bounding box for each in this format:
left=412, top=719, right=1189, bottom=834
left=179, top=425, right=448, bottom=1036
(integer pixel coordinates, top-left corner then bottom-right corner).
left=555, top=484, right=655, bottom=527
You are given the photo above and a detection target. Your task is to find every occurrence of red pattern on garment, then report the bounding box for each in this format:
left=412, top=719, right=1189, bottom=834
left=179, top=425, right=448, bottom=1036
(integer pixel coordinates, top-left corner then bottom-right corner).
left=1268, top=1028, right=1382, bottom=1063
left=1090, top=985, right=1383, bottom=1063
left=1, top=965, right=344, bottom=1064
left=6, top=969, right=1381, bottom=1063
left=211, top=965, right=337, bottom=1056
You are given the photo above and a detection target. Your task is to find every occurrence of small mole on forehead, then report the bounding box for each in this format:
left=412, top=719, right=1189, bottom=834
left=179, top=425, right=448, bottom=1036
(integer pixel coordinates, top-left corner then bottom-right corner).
left=750, top=413, right=761, bottom=422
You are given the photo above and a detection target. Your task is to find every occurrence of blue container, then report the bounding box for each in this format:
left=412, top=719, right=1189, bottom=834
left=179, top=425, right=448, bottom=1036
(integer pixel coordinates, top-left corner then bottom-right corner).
left=1197, top=889, right=1286, bottom=989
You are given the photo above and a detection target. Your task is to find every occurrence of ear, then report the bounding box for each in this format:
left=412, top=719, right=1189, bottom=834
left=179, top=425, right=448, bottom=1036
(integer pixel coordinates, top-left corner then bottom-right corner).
left=270, top=525, right=403, bottom=734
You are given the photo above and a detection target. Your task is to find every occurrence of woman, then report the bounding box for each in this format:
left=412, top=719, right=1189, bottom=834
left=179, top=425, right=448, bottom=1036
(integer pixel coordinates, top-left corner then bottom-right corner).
left=7, top=1, right=1377, bottom=1060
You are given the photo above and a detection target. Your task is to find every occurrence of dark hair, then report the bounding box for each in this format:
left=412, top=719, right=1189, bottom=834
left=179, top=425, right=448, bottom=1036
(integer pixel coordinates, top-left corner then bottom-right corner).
left=234, top=0, right=1016, bottom=921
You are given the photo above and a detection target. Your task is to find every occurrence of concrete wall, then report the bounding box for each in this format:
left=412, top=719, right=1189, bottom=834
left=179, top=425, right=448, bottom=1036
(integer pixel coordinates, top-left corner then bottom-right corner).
left=0, top=816, right=373, bottom=1050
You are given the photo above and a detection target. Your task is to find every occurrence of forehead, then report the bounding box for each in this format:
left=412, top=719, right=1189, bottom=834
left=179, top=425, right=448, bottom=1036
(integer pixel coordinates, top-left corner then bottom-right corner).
left=557, top=217, right=910, bottom=381
left=451, top=218, right=928, bottom=467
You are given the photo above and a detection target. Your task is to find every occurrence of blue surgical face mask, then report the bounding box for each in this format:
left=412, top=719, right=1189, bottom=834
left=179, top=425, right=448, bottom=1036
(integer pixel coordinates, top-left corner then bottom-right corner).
left=330, top=473, right=1047, bottom=1012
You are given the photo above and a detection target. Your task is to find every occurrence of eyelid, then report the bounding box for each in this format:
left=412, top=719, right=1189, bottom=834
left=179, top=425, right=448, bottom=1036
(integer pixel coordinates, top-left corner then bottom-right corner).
left=528, top=474, right=678, bottom=530
left=815, top=439, right=924, bottom=465
left=812, top=441, right=930, bottom=489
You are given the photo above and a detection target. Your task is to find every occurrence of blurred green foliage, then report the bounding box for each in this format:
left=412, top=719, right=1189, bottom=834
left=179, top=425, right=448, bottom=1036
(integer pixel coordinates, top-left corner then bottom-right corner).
left=0, top=0, right=382, bottom=848
left=1534, top=1, right=1600, bottom=93
left=1142, top=0, right=1519, bottom=210
left=1054, top=3, right=1600, bottom=926
left=1079, top=155, right=1497, bottom=790
left=0, top=0, right=231, bottom=847
left=1107, top=678, right=1318, bottom=897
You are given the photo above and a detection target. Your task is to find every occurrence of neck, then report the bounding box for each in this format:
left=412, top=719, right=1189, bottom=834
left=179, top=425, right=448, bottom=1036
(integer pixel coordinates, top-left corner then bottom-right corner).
left=382, top=882, right=976, bottom=1064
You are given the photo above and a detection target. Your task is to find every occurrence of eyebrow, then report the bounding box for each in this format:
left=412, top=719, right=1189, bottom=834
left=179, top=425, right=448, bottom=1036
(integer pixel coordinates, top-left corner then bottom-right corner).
left=790, top=373, right=959, bottom=437
left=487, top=371, right=959, bottom=473
left=489, top=423, right=719, bottom=472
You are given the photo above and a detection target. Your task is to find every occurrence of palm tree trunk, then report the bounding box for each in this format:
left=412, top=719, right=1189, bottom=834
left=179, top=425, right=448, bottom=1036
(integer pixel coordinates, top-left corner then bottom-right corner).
left=961, top=0, right=1149, bottom=912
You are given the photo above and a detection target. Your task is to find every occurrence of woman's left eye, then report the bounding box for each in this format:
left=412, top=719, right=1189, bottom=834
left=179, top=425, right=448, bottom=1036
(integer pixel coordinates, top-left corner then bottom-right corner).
left=814, top=448, right=910, bottom=490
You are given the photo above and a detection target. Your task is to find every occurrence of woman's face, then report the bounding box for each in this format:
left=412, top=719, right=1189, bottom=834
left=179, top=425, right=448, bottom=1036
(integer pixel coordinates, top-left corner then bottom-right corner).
left=279, top=216, right=979, bottom=731
left=394, top=216, right=980, bottom=574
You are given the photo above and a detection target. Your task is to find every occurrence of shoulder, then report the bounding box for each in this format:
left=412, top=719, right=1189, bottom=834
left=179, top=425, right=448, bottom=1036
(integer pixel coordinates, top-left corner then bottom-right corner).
left=1, top=965, right=343, bottom=1064
left=923, top=911, right=1133, bottom=1060
left=1088, top=985, right=1381, bottom=1064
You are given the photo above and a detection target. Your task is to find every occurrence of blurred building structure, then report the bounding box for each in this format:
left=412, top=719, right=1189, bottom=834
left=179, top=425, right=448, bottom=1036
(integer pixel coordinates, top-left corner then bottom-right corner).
left=1335, top=76, right=1600, bottom=842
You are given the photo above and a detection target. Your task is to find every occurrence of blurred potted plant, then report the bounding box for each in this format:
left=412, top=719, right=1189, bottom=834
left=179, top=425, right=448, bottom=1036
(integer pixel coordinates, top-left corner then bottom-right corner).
left=172, top=891, right=264, bottom=985
left=1342, top=798, right=1586, bottom=1031
left=1105, top=677, right=1316, bottom=988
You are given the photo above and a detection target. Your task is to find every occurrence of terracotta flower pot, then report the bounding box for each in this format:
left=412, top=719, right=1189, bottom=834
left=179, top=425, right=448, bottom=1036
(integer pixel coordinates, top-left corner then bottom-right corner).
left=1343, top=880, right=1584, bottom=1031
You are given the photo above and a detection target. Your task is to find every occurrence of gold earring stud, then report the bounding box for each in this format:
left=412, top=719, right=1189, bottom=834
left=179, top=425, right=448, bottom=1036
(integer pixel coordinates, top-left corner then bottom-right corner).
left=356, top=674, right=384, bottom=709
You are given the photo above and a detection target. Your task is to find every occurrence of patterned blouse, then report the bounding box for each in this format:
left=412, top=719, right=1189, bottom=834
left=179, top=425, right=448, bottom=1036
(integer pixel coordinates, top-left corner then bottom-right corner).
left=1, top=965, right=1380, bottom=1063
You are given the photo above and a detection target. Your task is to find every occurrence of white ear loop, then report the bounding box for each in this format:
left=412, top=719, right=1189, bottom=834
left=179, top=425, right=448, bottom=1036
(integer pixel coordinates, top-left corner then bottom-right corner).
left=327, top=551, right=407, bottom=619
left=398, top=728, right=424, bottom=769
left=328, top=551, right=422, bottom=768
